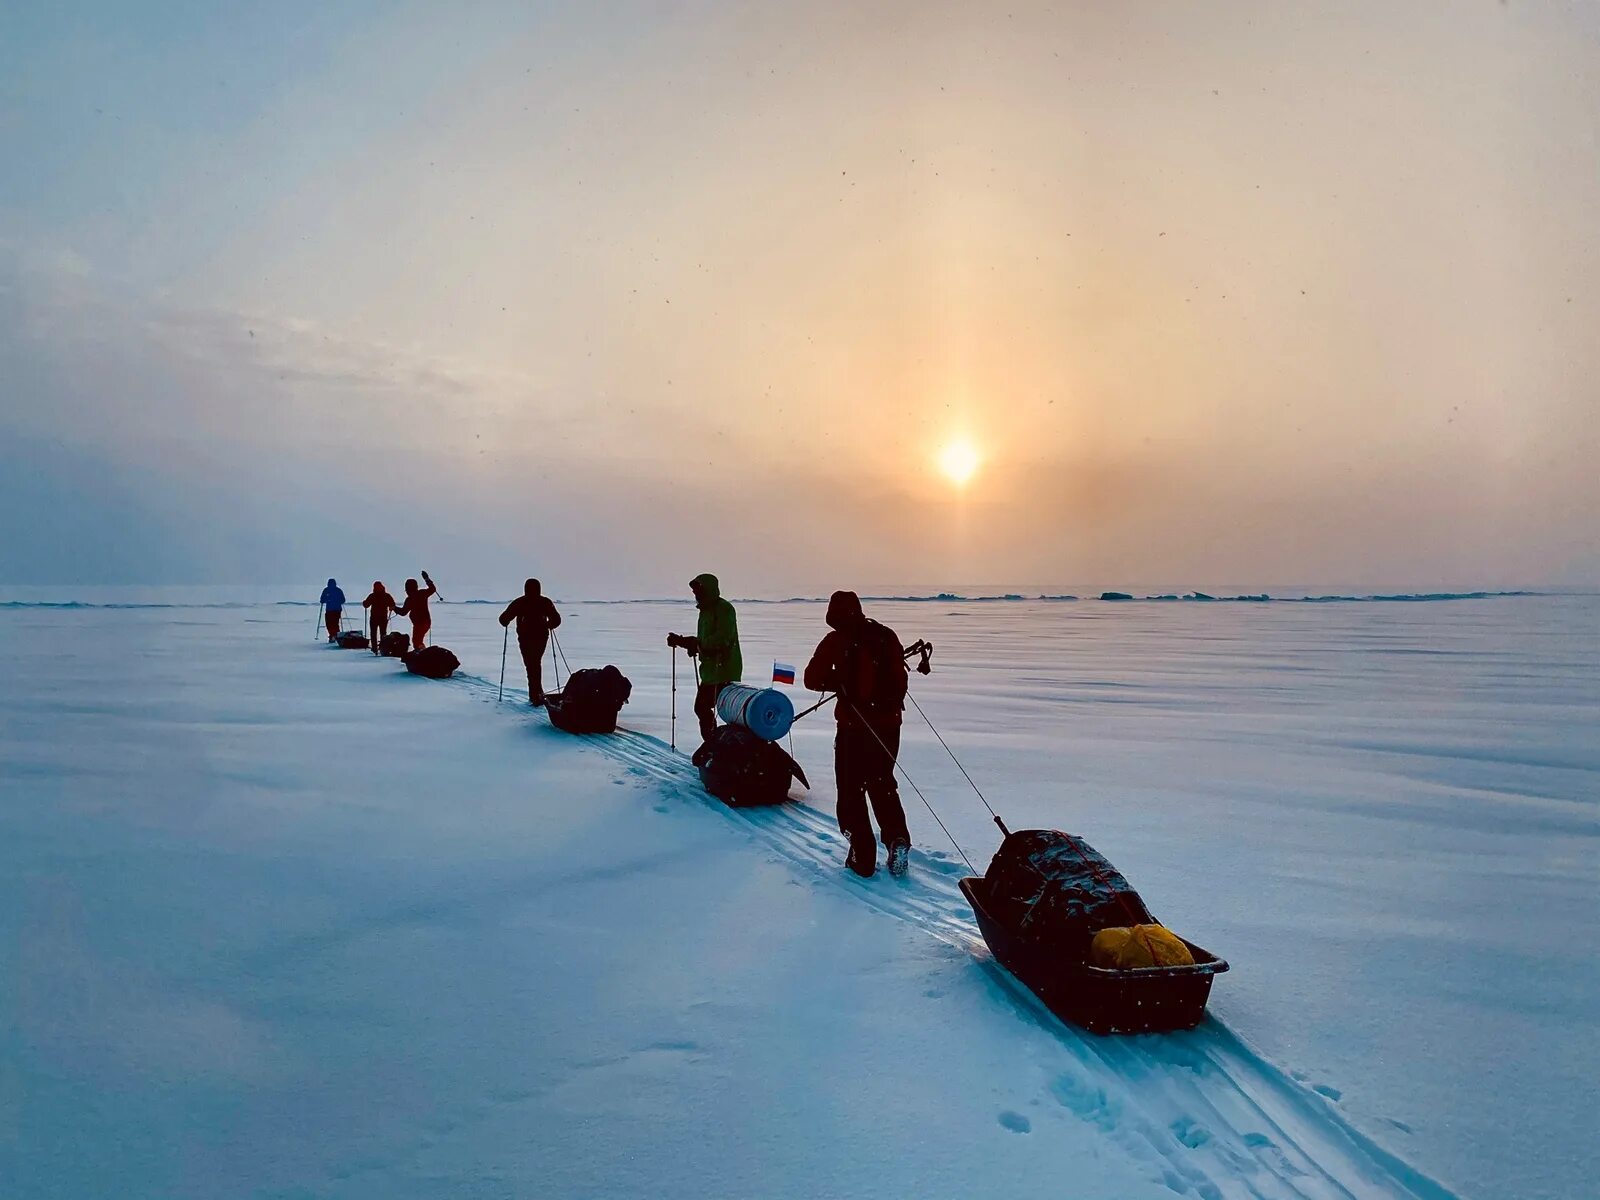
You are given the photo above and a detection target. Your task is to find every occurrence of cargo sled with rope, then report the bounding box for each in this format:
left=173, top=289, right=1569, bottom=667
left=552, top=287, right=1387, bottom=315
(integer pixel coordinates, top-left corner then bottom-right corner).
left=692, top=724, right=809, bottom=806
left=546, top=665, right=632, bottom=735
left=403, top=645, right=460, bottom=679
left=334, top=629, right=369, bottom=650
left=958, top=830, right=1228, bottom=1035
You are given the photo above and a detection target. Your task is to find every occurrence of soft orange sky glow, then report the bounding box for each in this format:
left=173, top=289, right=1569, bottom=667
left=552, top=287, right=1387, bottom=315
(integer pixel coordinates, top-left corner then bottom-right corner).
left=2, top=2, right=1596, bottom=593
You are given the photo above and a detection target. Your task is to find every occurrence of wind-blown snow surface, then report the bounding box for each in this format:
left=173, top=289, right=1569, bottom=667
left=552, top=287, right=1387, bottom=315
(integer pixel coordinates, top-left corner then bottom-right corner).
left=1, top=594, right=1594, bottom=1199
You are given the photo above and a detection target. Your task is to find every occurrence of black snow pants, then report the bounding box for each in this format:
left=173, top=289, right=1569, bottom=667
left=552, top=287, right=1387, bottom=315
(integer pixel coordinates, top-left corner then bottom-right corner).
left=836, top=720, right=909, bottom=850
left=694, top=681, right=728, bottom=742
left=520, top=631, right=549, bottom=702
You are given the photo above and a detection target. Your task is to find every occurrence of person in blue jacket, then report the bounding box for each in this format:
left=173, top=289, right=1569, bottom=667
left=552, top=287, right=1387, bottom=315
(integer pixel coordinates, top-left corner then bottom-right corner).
left=319, top=578, right=345, bottom=642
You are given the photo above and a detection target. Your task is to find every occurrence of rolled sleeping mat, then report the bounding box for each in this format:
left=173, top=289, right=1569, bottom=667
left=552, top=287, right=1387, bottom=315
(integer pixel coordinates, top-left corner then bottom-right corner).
left=715, top=683, right=795, bottom=742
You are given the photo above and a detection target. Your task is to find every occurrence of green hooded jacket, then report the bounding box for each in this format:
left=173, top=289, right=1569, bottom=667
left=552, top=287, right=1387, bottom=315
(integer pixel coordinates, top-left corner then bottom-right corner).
left=691, top=573, right=742, bottom=685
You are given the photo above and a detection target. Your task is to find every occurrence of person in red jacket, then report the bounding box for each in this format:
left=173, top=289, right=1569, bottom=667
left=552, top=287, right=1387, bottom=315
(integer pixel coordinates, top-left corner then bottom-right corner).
left=396, top=571, right=438, bottom=649
left=803, top=590, right=911, bottom=878
left=362, top=582, right=398, bottom=655
left=498, top=578, right=562, bottom=706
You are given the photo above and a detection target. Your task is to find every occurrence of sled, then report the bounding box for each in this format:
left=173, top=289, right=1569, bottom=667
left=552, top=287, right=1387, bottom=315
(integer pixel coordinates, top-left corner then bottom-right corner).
left=959, top=873, right=1228, bottom=1035
left=545, top=666, right=632, bottom=735
left=693, top=725, right=808, bottom=807
left=334, top=630, right=369, bottom=649
left=403, top=646, right=460, bottom=679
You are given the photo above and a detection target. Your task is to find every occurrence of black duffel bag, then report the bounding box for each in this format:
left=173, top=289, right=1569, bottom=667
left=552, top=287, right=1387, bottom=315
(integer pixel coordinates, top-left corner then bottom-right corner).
left=335, top=630, right=370, bottom=649
left=692, top=725, right=809, bottom=807
left=547, top=666, right=632, bottom=734
left=403, top=646, right=460, bottom=679
left=983, top=831, right=1154, bottom=959
left=379, top=631, right=410, bottom=657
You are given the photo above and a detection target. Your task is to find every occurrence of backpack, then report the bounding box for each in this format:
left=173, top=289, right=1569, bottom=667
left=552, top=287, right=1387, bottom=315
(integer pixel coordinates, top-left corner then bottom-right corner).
left=334, top=630, right=370, bottom=649
left=983, top=830, right=1154, bottom=961
left=547, top=666, right=632, bottom=734
left=842, top=620, right=908, bottom=721
left=403, top=645, right=460, bottom=679
left=692, top=725, right=809, bottom=807
left=379, top=631, right=410, bottom=657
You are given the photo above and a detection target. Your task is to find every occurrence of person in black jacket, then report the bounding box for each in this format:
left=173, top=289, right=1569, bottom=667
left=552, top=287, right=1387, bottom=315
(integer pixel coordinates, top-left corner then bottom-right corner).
left=499, top=578, right=562, bottom=706
left=803, top=590, right=911, bottom=878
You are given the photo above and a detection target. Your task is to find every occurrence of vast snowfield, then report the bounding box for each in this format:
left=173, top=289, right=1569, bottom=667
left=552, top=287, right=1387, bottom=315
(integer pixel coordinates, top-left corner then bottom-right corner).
left=1, top=589, right=1594, bottom=1199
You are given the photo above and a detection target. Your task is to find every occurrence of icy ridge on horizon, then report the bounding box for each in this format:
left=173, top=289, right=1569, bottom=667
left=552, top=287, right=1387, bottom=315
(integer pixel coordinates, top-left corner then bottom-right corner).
left=0, top=589, right=1554, bottom=610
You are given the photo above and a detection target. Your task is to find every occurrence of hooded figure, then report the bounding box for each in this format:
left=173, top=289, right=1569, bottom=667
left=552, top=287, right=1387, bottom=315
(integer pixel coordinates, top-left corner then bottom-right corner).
left=498, top=578, right=562, bottom=706
left=319, top=578, right=346, bottom=642
left=395, top=572, right=438, bottom=649
left=804, top=590, right=911, bottom=877
left=362, top=582, right=397, bottom=653
left=667, top=573, right=742, bottom=742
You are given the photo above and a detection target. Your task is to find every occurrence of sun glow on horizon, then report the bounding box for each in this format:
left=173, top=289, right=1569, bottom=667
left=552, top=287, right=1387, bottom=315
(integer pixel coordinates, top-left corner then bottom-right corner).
left=936, top=438, right=982, bottom=488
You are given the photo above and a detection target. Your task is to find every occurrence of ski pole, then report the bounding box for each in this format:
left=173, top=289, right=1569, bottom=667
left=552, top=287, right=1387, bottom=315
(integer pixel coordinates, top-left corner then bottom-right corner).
left=497, top=624, right=508, bottom=702
left=315, top=602, right=323, bottom=641
left=670, top=644, right=677, bottom=751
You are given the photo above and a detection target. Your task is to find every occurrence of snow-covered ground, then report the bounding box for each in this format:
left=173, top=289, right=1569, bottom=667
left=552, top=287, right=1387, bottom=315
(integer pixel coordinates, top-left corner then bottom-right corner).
left=1, top=591, right=1594, bottom=1199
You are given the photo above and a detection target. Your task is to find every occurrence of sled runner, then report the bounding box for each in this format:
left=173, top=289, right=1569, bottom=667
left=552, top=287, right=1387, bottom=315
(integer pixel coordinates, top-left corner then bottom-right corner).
left=693, top=725, right=809, bottom=807
left=403, top=646, right=460, bottom=679
left=959, top=830, right=1227, bottom=1035
left=546, top=666, right=632, bottom=734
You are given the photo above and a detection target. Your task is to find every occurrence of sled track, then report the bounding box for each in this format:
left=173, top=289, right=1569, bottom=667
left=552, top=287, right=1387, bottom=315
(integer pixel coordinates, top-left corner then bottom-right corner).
left=424, top=662, right=1459, bottom=1200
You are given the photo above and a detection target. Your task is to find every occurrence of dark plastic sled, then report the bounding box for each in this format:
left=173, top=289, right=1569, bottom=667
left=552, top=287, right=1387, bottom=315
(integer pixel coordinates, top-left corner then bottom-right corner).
left=959, top=876, right=1228, bottom=1035
left=334, top=630, right=369, bottom=649
left=545, top=666, right=632, bottom=735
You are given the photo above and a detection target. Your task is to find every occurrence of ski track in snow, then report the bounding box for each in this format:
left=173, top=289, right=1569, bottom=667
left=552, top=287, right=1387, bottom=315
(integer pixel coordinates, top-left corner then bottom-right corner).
left=422, top=661, right=1458, bottom=1200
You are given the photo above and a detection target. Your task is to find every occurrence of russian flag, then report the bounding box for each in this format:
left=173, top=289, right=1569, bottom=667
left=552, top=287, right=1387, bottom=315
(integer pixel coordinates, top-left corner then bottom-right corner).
left=772, top=661, right=796, bottom=685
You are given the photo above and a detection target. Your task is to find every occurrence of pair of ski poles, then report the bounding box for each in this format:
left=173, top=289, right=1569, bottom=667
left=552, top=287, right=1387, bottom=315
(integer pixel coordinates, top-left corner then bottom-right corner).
left=497, top=625, right=567, bottom=702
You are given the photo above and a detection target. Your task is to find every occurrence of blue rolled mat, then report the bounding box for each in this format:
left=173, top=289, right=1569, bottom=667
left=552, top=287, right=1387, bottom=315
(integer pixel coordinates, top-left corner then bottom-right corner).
left=715, top=683, right=795, bottom=741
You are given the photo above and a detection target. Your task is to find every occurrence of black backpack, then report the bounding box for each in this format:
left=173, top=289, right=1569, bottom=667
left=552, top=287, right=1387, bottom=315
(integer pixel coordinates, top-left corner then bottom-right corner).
left=378, top=631, right=410, bottom=657
left=334, top=630, right=370, bottom=649
left=403, top=646, right=460, bottom=679
left=693, top=725, right=809, bottom=807
left=840, top=620, right=909, bottom=721
left=547, top=666, right=632, bottom=734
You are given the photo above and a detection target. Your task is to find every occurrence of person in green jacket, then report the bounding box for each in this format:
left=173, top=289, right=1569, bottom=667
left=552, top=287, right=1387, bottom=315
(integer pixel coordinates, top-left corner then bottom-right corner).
left=667, top=572, right=742, bottom=742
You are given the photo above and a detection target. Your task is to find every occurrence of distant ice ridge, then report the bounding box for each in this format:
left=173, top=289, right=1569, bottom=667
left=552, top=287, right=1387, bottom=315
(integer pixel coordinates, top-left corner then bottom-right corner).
left=0, top=589, right=1550, bottom=610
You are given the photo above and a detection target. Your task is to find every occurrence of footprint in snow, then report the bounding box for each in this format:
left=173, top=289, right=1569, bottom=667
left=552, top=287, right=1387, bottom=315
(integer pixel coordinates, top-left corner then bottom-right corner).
left=1170, top=1117, right=1211, bottom=1149
left=997, top=1110, right=1031, bottom=1134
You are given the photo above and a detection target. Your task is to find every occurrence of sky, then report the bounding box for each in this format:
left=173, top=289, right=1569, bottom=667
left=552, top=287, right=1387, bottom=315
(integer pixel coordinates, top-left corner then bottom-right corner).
left=2, top=1, right=1597, bottom=597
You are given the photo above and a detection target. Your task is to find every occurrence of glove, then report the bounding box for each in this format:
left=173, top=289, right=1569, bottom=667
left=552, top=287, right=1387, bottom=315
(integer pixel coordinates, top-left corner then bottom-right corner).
left=683, top=636, right=700, bottom=657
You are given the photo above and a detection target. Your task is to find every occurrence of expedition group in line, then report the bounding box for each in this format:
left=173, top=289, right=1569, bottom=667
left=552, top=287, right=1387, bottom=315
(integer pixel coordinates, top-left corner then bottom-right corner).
left=319, top=572, right=914, bottom=879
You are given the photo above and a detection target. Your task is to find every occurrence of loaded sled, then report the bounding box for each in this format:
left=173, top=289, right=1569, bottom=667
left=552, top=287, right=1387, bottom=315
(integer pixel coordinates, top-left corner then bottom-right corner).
left=692, top=725, right=808, bottom=807
left=403, top=646, right=460, bottom=679
left=546, top=666, right=632, bottom=734
left=959, top=830, right=1227, bottom=1035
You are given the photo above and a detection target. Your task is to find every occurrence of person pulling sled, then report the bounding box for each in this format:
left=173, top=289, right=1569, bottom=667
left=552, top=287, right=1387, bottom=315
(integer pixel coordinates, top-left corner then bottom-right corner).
left=396, top=571, right=438, bottom=650
left=498, top=578, right=562, bottom=706
left=319, top=578, right=345, bottom=642
left=804, top=590, right=912, bottom=878
left=667, top=573, right=742, bottom=746
left=362, top=581, right=398, bottom=655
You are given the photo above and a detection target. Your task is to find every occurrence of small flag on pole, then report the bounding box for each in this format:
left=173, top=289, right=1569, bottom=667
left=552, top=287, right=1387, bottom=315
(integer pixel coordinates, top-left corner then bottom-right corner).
left=772, top=661, right=796, bottom=685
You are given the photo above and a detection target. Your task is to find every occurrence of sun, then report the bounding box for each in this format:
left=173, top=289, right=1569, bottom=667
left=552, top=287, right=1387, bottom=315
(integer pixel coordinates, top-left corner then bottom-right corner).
left=936, top=438, right=981, bottom=487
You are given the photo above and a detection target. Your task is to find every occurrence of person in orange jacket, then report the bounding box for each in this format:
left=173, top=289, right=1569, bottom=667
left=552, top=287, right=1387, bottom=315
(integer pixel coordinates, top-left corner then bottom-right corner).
left=396, top=571, right=438, bottom=649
